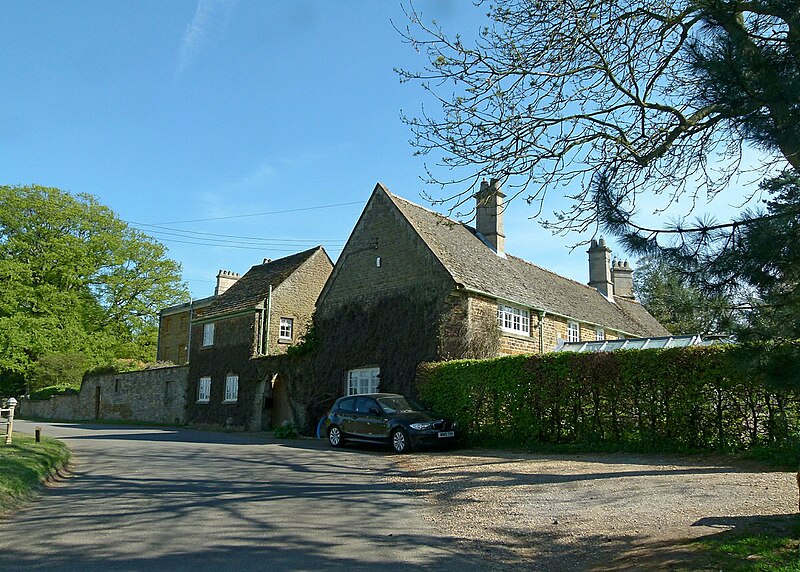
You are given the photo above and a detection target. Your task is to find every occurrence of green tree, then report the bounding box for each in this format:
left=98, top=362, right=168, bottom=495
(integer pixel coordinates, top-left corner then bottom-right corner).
left=0, top=185, right=188, bottom=394
left=634, top=257, right=734, bottom=335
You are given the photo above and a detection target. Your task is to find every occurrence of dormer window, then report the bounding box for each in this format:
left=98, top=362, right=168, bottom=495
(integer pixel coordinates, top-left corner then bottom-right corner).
left=497, top=304, right=530, bottom=335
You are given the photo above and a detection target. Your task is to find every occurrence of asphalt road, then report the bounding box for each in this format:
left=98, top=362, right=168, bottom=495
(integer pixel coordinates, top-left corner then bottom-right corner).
left=2, top=420, right=483, bottom=572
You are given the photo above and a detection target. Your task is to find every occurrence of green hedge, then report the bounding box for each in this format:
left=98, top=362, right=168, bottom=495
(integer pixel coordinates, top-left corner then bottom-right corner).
left=417, top=346, right=800, bottom=452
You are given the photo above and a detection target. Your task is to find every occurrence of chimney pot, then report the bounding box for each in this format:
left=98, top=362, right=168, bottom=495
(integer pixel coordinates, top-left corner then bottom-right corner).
left=612, top=259, right=635, bottom=299
left=474, top=178, right=506, bottom=256
left=215, top=269, right=240, bottom=296
left=587, top=238, right=614, bottom=300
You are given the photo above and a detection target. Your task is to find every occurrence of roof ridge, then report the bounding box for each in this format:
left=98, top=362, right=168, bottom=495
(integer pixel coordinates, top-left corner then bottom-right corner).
left=505, top=253, right=609, bottom=300
left=387, top=189, right=609, bottom=299
left=251, top=245, right=323, bottom=268
left=384, top=189, right=460, bottom=224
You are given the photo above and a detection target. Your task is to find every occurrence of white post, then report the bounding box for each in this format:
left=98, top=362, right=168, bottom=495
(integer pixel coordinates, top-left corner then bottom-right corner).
left=5, top=397, right=17, bottom=445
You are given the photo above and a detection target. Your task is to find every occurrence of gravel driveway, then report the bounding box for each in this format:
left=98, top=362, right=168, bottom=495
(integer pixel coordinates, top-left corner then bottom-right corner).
left=389, top=450, right=798, bottom=570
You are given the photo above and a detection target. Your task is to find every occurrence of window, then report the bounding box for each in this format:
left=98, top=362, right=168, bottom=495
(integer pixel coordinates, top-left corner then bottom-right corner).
left=497, top=304, right=530, bottom=335
left=202, top=322, right=215, bottom=347
left=346, top=367, right=380, bottom=395
left=224, top=374, right=238, bottom=402
left=568, top=320, right=580, bottom=342
left=279, top=317, right=293, bottom=341
left=595, top=328, right=605, bottom=341
left=180, top=315, right=188, bottom=331
left=198, top=377, right=211, bottom=403
left=163, top=316, right=172, bottom=333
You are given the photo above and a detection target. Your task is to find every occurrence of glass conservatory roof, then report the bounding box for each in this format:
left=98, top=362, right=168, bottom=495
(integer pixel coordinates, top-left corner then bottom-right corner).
left=553, top=335, right=730, bottom=353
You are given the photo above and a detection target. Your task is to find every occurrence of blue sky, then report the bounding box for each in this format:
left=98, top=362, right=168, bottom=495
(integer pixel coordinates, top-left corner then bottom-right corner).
left=1, top=1, right=754, bottom=299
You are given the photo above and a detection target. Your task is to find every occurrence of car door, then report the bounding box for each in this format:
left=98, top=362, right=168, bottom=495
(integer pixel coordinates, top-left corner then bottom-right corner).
left=337, top=397, right=359, bottom=436
left=354, top=396, right=386, bottom=440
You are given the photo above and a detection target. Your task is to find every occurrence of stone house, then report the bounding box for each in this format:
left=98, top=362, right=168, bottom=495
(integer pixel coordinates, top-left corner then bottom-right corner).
left=313, top=181, right=669, bottom=399
left=155, top=270, right=239, bottom=365
left=186, top=246, right=333, bottom=429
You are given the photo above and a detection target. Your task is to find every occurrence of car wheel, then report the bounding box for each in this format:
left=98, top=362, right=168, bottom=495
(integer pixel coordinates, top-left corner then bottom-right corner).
left=391, top=428, right=411, bottom=454
left=328, top=425, right=344, bottom=448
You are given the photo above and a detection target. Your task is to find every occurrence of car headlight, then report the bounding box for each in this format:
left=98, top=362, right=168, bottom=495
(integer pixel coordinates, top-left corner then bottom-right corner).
left=410, top=422, right=432, bottom=431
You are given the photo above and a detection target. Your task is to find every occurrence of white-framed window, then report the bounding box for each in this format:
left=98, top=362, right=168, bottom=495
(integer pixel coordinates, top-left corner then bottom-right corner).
left=346, top=367, right=380, bottom=395
left=202, top=322, right=215, bottom=347
left=497, top=303, right=530, bottom=335
left=568, top=320, right=580, bottom=342
left=279, top=317, right=293, bottom=340
left=197, top=376, right=211, bottom=403
left=224, top=374, right=239, bottom=402
left=596, top=327, right=605, bottom=341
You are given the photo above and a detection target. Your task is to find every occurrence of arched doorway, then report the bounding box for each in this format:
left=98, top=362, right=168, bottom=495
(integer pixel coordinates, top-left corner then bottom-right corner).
left=271, top=374, right=293, bottom=429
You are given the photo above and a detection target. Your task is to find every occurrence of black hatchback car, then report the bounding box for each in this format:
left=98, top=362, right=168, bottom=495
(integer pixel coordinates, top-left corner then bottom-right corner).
left=324, top=393, right=457, bottom=453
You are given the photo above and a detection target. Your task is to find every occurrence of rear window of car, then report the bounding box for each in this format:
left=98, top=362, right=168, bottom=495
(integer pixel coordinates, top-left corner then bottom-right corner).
left=337, top=398, right=356, bottom=413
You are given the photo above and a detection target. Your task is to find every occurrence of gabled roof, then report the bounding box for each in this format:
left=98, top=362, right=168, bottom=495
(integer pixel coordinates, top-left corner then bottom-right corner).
left=380, top=184, right=669, bottom=338
left=200, top=246, right=325, bottom=320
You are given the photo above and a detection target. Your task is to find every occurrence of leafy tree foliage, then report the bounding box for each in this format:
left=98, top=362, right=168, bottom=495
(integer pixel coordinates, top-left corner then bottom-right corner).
left=633, top=257, right=734, bottom=335
left=0, top=186, right=188, bottom=394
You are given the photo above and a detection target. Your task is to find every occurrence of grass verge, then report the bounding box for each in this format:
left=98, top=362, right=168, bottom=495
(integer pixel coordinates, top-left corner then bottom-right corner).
left=689, top=515, right=800, bottom=571
left=0, top=432, right=71, bottom=514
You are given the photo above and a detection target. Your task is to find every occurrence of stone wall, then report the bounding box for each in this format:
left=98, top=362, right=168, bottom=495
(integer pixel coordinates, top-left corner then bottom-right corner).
left=157, top=309, right=191, bottom=365
left=186, top=313, right=266, bottom=429
left=19, top=366, right=189, bottom=424
left=19, top=393, right=84, bottom=421
left=267, top=249, right=332, bottom=355
left=312, top=187, right=456, bottom=398
left=458, top=295, right=625, bottom=356
left=318, top=189, right=454, bottom=315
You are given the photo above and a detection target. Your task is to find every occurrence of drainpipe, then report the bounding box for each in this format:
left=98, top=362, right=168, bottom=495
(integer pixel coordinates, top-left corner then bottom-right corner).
left=263, top=285, right=273, bottom=356
left=187, top=299, right=194, bottom=364
left=258, top=308, right=266, bottom=356
left=538, top=311, right=546, bottom=354
left=156, top=310, right=164, bottom=362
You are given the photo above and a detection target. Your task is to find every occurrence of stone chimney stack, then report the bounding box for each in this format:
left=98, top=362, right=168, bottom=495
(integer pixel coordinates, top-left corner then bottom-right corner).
left=587, top=238, right=614, bottom=300
left=612, top=260, right=634, bottom=299
left=215, top=269, right=240, bottom=296
left=474, top=178, right=506, bottom=255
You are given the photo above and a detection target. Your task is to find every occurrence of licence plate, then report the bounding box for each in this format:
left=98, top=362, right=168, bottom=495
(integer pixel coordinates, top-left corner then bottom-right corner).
left=438, top=431, right=455, bottom=438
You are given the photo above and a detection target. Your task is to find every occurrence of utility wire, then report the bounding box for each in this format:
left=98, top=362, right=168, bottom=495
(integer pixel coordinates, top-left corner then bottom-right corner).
left=130, top=223, right=346, bottom=246
left=145, top=200, right=364, bottom=225
left=148, top=235, right=343, bottom=252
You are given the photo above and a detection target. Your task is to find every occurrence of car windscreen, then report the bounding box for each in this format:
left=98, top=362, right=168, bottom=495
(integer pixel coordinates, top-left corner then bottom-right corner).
left=376, top=396, right=427, bottom=414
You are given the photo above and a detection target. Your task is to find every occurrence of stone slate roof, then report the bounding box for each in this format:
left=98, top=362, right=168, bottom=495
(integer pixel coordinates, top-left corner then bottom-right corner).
left=200, top=246, right=323, bottom=320
left=381, top=185, right=669, bottom=337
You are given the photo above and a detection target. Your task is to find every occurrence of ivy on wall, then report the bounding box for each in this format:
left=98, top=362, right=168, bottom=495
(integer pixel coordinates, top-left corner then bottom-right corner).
left=259, top=290, right=454, bottom=433
left=417, top=345, right=800, bottom=452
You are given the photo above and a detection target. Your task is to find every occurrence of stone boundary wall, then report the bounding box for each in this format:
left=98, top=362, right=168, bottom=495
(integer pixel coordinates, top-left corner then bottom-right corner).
left=19, top=366, right=189, bottom=425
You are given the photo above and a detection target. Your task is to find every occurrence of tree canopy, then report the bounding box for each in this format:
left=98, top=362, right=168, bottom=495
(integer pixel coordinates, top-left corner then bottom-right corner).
left=633, top=256, right=735, bottom=334
left=400, top=0, right=800, bottom=387
left=398, top=0, right=799, bottom=230
left=0, top=186, right=188, bottom=394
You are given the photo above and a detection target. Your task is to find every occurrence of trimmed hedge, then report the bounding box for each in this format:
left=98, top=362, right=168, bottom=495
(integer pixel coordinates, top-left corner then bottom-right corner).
left=417, top=346, right=800, bottom=452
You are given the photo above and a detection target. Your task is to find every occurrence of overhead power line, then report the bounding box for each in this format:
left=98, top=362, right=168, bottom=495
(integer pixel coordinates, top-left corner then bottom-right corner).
left=129, top=222, right=345, bottom=246
left=145, top=235, right=344, bottom=252
left=148, top=200, right=364, bottom=225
